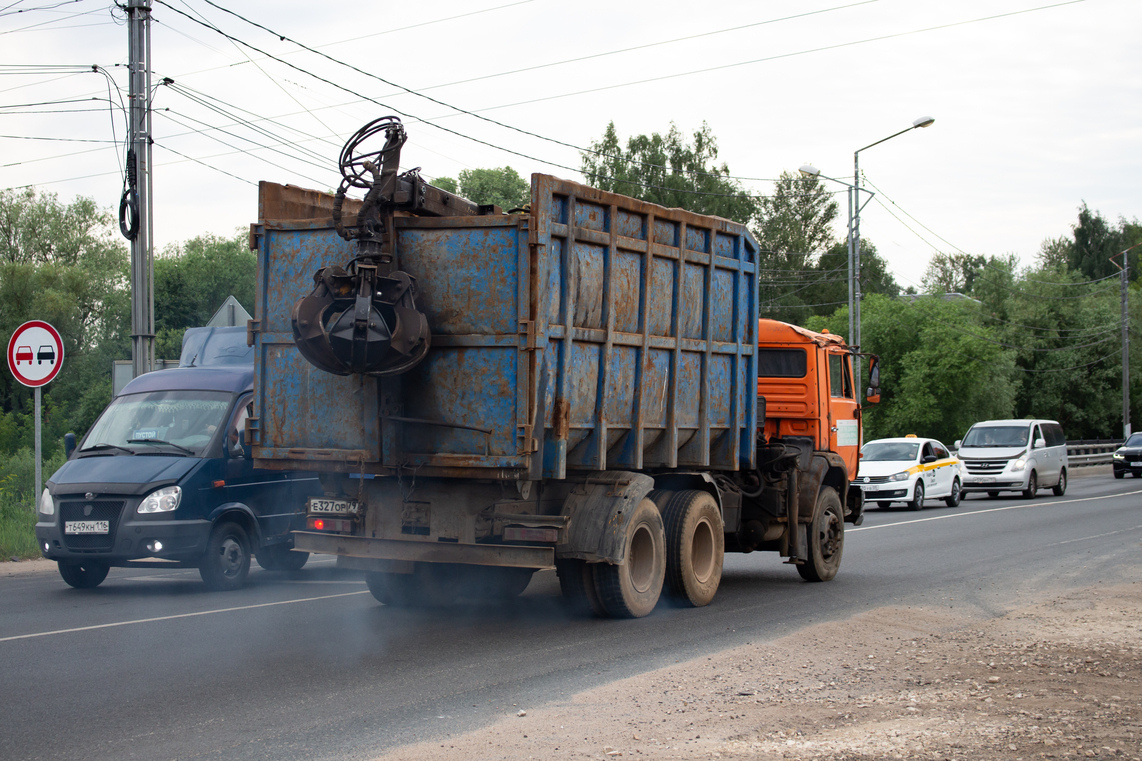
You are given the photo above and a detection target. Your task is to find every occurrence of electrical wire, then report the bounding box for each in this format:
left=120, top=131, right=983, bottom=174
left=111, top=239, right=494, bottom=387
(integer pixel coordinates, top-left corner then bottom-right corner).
left=153, top=140, right=257, bottom=185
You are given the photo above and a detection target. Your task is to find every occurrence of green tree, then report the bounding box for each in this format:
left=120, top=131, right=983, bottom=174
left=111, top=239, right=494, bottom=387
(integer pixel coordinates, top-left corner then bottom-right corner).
left=754, top=170, right=838, bottom=272
left=431, top=167, right=529, bottom=210
left=153, top=231, right=255, bottom=357
left=0, top=188, right=130, bottom=455
left=580, top=121, right=759, bottom=224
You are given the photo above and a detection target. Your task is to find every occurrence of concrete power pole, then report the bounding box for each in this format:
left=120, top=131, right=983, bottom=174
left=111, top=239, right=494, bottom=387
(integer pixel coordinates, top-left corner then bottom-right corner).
left=125, top=0, right=154, bottom=379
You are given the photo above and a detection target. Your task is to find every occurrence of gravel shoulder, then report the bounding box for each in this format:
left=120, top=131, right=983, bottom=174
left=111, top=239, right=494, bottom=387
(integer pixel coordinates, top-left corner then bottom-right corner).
left=376, top=580, right=1141, bottom=761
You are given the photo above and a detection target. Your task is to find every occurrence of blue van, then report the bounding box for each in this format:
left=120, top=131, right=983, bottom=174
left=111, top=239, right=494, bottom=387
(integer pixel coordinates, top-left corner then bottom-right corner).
left=35, top=327, right=321, bottom=590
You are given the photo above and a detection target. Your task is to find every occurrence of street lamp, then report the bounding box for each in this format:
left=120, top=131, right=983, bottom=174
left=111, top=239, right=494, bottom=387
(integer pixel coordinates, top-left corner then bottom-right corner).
left=852, top=116, right=935, bottom=354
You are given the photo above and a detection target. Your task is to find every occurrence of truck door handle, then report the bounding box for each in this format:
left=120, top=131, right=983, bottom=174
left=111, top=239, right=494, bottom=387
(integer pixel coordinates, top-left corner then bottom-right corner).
left=830, top=426, right=838, bottom=432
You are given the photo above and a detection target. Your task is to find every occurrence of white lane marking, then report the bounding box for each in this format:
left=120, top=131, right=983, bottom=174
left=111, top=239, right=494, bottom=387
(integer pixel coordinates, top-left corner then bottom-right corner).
left=851, top=487, right=1142, bottom=532
left=0, top=590, right=370, bottom=643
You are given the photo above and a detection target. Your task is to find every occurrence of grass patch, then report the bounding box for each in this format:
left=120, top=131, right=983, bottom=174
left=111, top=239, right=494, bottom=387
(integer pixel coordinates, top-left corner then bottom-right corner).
left=0, top=448, right=65, bottom=561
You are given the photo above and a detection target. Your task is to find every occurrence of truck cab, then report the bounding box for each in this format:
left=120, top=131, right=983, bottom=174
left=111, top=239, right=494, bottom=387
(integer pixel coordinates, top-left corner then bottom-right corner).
left=34, top=327, right=321, bottom=590
left=756, top=319, right=866, bottom=524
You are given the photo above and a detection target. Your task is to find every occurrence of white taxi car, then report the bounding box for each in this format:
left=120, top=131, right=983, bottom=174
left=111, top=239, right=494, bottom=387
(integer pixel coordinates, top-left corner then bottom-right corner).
left=854, top=436, right=963, bottom=510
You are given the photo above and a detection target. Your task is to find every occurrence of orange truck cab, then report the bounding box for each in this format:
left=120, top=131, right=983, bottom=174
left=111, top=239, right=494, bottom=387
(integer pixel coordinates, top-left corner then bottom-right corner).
left=752, top=319, right=877, bottom=536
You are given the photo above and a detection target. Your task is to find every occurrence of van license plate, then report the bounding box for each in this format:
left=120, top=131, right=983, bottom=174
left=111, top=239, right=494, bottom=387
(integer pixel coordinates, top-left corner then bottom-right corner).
left=308, top=498, right=361, bottom=515
left=65, top=521, right=109, bottom=534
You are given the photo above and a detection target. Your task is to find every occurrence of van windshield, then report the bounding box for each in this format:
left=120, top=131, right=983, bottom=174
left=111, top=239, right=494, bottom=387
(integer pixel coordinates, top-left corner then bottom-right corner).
left=81, top=390, right=232, bottom=456
left=962, top=425, right=1028, bottom=448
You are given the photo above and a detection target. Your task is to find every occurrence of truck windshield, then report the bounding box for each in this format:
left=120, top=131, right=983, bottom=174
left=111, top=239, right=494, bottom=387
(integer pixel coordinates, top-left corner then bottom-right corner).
left=961, top=426, right=1028, bottom=448
left=81, top=390, right=232, bottom=456
left=861, top=441, right=919, bottom=462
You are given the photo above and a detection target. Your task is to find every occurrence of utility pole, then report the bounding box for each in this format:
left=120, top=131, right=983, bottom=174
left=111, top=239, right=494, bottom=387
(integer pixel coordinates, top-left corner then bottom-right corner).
left=1112, top=242, right=1140, bottom=439
left=125, top=0, right=154, bottom=379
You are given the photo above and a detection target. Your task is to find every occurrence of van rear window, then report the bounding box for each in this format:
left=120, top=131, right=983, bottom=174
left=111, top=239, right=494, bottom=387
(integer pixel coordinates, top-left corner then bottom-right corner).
left=758, top=348, right=807, bottom=378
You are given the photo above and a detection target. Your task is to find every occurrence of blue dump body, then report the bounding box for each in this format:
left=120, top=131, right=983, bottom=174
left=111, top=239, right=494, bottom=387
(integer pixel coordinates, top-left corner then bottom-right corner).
left=250, top=175, right=759, bottom=480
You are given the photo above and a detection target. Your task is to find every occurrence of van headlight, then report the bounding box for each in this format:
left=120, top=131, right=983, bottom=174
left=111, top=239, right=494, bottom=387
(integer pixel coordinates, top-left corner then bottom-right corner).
left=38, top=488, right=55, bottom=516
left=138, top=486, right=181, bottom=513
left=1010, top=457, right=1027, bottom=472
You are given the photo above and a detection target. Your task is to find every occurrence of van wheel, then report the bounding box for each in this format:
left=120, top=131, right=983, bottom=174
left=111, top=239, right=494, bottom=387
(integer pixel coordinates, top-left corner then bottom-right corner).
left=661, top=490, right=724, bottom=607
left=58, top=560, right=109, bottom=589
left=1052, top=469, right=1067, bottom=496
left=944, top=478, right=962, bottom=507
left=908, top=481, right=925, bottom=510
left=255, top=542, right=309, bottom=572
left=593, top=498, right=666, bottom=618
left=798, top=487, right=844, bottom=582
left=1022, top=471, right=1038, bottom=499
left=199, top=521, right=251, bottom=590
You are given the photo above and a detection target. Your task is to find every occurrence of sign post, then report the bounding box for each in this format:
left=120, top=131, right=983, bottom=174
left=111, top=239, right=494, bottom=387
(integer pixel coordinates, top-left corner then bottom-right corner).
left=7, top=320, right=64, bottom=510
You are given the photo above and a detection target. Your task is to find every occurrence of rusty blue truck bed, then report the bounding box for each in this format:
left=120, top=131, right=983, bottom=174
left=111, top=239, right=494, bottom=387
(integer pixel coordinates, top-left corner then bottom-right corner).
left=249, top=174, right=759, bottom=479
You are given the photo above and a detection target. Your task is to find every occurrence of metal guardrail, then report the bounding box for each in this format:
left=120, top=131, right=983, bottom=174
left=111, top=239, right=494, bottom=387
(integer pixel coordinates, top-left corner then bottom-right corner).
left=1066, top=439, right=1122, bottom=467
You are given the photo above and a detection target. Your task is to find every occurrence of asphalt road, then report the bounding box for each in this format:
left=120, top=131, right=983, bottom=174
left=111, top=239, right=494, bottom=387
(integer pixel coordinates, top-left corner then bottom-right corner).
left=2, top=469, right=1139, bottom=761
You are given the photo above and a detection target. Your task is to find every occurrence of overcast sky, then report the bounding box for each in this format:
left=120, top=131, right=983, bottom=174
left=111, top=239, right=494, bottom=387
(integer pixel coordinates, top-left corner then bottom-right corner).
left=2, top=0, right=1139, bottom=294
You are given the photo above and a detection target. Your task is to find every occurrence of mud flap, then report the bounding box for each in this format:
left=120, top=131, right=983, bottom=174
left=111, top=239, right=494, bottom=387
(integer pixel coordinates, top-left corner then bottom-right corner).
left=555, top=472, right=655, bottom=564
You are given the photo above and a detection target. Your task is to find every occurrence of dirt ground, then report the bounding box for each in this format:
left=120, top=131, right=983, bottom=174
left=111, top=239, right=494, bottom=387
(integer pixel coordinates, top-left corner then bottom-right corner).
left=377, top=581, right=1142, bottom=761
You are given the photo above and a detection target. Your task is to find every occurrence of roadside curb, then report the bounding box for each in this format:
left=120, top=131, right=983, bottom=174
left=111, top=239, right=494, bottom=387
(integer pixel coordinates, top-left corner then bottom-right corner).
left=1, top=558, right=55, bottom=577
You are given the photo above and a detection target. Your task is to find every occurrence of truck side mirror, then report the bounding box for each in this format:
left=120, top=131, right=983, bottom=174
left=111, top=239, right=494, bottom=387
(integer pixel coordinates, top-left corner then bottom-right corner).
left=64, top=432, right=76, bottom=458
left=865, top=355, right=881, bottom=404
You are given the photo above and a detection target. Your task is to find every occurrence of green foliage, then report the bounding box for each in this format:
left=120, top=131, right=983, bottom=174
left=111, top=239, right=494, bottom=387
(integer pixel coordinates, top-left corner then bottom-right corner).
left=580, top=121, right=760, bottom=224
left=431, top=176, right=459, bottom=195
left=1039, top=203, right=1142, bottom=281
left=431, top=168, right=529, bottom=210
left=754, top=170, right=839, bottom=271
left=154, top=231, right=255, bottom=357
left=0, top=447, right=66, bottom=559
left=766, top=238, right=899, bottom=326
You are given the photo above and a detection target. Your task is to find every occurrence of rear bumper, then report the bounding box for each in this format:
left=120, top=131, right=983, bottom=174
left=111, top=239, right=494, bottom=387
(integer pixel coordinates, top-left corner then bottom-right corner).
left=293, top=531, right=555, bottom=570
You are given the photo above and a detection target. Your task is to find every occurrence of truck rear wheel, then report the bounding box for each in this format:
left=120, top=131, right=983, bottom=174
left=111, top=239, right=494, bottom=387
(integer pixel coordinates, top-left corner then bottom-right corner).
left=593, top=497, right=666, bottom=618
left=199, top=521, right=251, bottom=591
left=365, top=571, right=422, bottom=606
left=660, top=490, right=724, bottom=607
left=556, top=559, right=603, bottom=616
left=58, top=560, right=109, bottom=589
left=797, top=487, right=844, bottom=583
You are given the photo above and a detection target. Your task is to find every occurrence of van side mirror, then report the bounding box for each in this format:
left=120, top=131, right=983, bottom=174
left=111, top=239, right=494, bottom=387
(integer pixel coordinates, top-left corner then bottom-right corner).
left=954, top=440, right=962, bottom=450
left=865, top=355, right=881, bottom=404
left=1034, top=437, right=1046, bottom=449
left=64, top=432, right=76, bottom=458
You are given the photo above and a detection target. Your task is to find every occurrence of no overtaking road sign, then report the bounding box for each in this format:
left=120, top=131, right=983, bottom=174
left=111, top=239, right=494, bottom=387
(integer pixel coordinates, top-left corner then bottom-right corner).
left=7, top=320, right=64, bottom=388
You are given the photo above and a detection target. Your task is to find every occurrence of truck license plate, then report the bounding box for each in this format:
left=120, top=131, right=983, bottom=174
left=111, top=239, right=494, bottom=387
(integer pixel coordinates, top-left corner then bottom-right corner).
left=307, top=498, right=361, bottom=515
left=65, top=520, right=109, bottom=534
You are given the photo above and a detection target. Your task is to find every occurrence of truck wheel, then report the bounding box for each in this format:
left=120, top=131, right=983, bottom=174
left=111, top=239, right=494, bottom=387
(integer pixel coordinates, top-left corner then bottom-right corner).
left=365, top=571, right=421, bottom=606
left=593, top=497, right=666, bottom=618
left=1022, top=471, right=1038, bottom=499
left=463, top=566, right=535, bottom=599
left=255, top=542, right=309, bottom=572
left=1052, top=469, right=1067, bottom=496
left=908, top=481, right=925, bottom=511
left=556, top=559, right=606, bottom=617
left=944, top=478, right=962, bottom=507
left=199, top=521, right=251, bottom=591
left=797, top=487, right=844, bottom=583
left=58, top=560, right=109, bottom=589
left=661, top=490, right=724, bottom=607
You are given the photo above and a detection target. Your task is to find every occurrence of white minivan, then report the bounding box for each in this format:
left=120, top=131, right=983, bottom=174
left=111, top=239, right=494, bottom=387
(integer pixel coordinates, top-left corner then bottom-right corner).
left=955, top=419, right=1068, bottom=498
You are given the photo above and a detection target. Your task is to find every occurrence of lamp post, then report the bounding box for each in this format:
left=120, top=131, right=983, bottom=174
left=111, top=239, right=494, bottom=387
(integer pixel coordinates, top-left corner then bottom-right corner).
left=851, top=116, right=935, bottom=354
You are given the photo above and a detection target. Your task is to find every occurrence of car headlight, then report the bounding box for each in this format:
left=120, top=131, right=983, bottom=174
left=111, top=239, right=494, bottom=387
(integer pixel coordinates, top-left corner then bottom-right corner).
left=38, top=488, right=55, bottom=516
left=889, top=471, right=911, bottom=482
left=1113, top=450, right=1125, bottom=460
left=1010, top=457, right=1027, bottom=472
left=138, top=485, right=181, bottom=513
